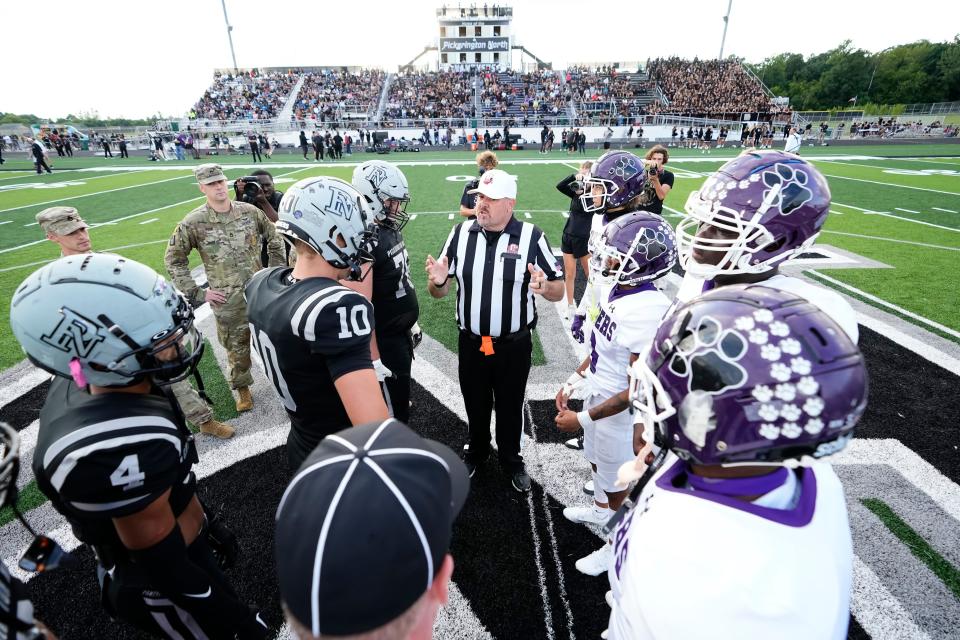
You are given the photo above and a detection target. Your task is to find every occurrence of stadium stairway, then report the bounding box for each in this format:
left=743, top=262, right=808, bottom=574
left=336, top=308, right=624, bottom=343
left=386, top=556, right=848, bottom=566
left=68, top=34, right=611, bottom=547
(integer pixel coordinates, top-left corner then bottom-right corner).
left=560, top=72, right=577, bottom=122
left=374, top=73, right=395, bottom=123
left=277, top=75, right=307, bottom=123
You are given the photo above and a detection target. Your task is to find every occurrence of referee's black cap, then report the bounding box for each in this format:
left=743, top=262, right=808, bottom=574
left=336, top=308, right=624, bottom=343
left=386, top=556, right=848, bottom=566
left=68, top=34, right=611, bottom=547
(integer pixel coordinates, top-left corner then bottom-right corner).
left=274, top=419, right=469, bottom=636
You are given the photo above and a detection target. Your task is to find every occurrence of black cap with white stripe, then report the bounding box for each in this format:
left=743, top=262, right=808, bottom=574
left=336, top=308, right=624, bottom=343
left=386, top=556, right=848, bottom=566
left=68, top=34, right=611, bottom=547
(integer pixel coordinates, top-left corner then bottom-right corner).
left=274, top=419, right=470, bottom=637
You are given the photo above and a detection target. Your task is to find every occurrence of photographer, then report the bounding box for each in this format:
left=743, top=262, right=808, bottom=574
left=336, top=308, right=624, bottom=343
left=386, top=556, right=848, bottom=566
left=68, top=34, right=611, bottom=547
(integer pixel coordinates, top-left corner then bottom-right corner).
left=459, top=150, right=499, bottom=218
left=639, top=145, right=674, bottom=216
left=556, top=160, right=593, bottom=317
left=235, top=170, right=287, bottom=266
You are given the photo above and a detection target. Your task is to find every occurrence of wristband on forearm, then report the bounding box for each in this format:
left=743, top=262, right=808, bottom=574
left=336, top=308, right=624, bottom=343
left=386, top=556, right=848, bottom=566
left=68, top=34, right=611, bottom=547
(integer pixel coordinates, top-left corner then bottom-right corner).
left=577, top=410, right=595, bottom=428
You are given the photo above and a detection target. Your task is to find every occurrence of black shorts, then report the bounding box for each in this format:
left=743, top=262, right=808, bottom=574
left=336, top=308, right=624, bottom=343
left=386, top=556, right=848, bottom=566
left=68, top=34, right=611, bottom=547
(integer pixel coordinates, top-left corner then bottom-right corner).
left=561, top=232, right=589, bottom=259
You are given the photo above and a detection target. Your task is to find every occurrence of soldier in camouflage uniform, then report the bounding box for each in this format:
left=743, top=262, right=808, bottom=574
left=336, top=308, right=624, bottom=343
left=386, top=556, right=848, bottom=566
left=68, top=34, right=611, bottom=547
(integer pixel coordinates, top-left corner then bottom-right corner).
left=35, top=205, right=235, bottom=438
left=165, top=164, right=285, bottom=413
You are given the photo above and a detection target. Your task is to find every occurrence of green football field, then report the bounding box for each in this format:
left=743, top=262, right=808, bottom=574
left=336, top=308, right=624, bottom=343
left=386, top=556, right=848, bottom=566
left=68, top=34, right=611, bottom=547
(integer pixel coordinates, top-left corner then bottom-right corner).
left=1, top=144, right=959, bottom=369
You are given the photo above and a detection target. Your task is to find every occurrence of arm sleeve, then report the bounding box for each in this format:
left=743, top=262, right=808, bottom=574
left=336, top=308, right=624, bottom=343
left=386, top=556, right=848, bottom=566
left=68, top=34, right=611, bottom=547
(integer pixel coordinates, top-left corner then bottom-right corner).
left=532, top=230, right=563, bottom=281
left=164, top=223, right=202, bottom=306
left=556, top=174, right=579, bottom=199
left=259, top=211, right=286, bottom=267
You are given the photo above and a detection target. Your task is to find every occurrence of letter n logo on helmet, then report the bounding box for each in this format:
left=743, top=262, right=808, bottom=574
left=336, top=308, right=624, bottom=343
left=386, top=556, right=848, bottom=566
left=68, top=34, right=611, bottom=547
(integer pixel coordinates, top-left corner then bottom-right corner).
left=368, top=166, right=388, bottom=189
left=324, top=187, right=356, bottom=221
left=40, top=308, right=105, bottom=358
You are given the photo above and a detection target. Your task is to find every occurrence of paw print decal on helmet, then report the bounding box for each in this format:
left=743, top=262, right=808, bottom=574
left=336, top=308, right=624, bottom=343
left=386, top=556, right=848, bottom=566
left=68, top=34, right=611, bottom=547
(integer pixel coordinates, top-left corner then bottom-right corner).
left=669, top=316, right=749, bottom=395
left=636, top=227, right=670, bottom=262
left=761, top=163, right=813, bottom=216
left=609, top=156, right=640, bottom=180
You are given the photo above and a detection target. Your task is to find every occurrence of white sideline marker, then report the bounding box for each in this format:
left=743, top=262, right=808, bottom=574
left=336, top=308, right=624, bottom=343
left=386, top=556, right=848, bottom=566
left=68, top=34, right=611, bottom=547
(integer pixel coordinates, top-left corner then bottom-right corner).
left=23, top=222, right=37, bottom=227
left=933, top=207, right=958, bottom=213
left=447, top=213, right=454, bottom=220
left=524, top=212, right=532, bottom=218
left=139, top=218, right=159, bottom=225
left=894, top=207, right=920, bottom=214
left=561, top=212, right=569, bottom=218
left=410, top=214, right=418, bottom=221
left=0, top=221, right=11, bottom=226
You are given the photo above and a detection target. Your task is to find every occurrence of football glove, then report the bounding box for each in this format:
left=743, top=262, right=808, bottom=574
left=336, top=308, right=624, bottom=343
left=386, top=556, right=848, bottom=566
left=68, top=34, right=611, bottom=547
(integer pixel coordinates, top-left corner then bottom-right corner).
left=373, top=359, right=394, bottom=382
left=561, top=371, right=588, bottom=400
left=206, top=517, right=240, bottom=570
left=570, top=314, right=586, bottom=343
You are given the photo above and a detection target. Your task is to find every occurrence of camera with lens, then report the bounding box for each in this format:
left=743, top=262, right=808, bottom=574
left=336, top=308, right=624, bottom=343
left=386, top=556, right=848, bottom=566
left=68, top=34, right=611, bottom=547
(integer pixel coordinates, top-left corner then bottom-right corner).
left=234, top=176, right=262, bottom=204
left=645, top=163, right=661, bottom=177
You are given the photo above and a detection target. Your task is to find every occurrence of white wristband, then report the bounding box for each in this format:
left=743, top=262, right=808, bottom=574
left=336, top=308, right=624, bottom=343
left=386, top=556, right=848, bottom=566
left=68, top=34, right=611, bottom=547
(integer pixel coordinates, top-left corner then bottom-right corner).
left=577, top=410, right=595, bottom=428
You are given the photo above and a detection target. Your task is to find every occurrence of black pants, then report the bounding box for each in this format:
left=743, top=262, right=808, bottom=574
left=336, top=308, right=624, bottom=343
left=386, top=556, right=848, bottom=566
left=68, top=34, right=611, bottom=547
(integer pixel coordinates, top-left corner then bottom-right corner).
left=35, top=156, right=51, bottom=173
left=458, top=330, right=531, bottom=472
left=379, top=330, right=414, bottom=424
left=301, top=144, right=308, bottom=159
left=103, top=145, right=113, bottom=157
left=97, top=533, right=246, bottom=639
left=250, top=144, right=261, bottom=162
left=314, top=145, right=322, bottom=160
left=120, top=145, right=128, bottom=158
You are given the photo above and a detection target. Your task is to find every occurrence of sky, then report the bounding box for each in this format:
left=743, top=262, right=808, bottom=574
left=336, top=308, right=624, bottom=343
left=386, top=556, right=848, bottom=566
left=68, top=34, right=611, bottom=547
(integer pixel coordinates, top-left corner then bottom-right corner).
left=4, top=0, right=958, bottom=119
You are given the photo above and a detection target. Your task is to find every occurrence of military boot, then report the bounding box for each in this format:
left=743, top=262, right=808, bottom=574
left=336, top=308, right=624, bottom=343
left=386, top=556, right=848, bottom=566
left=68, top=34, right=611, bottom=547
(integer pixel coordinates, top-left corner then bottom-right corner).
left=199, top=419, right=235, bottom=439
left=235, top=386, right=253, bottom=412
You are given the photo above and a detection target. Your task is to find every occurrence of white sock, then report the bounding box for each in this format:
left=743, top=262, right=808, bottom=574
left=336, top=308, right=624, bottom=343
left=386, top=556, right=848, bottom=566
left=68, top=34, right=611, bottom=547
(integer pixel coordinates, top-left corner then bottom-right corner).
left=592, top=470, right=607, bottom=505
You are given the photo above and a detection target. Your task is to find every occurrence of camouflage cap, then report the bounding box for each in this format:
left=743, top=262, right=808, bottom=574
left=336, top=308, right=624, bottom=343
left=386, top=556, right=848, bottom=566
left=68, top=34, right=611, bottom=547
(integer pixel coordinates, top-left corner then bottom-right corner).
left=35, top=206, right=88, bottom=236
left=194, top=163, right=227, bottom=185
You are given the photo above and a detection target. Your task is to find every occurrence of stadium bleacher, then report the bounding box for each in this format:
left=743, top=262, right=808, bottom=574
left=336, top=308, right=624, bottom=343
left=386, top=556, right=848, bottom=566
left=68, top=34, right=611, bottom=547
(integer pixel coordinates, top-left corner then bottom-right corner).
left=191, top=69, right=300, bottom=121
left=382, top=70, right=476, bottom=122
left=291, top=68, right=386, bottom=124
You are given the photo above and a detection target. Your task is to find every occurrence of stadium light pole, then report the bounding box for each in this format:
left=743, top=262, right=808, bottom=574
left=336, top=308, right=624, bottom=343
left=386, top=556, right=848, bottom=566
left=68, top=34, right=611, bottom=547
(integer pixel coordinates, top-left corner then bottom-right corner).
left=718, top=0, right=733, bottom=60
left=221, top=0, right=239, bottom=72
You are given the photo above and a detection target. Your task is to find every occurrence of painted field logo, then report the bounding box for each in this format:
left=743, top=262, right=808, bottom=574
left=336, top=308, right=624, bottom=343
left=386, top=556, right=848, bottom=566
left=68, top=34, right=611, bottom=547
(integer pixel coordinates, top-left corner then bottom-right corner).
left=40, top=308, right=105, bottom=357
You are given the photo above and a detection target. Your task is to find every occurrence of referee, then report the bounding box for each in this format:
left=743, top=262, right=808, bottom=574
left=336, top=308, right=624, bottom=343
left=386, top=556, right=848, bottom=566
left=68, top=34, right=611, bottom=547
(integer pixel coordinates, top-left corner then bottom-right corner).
left=426, top=169, right=564, bottom=492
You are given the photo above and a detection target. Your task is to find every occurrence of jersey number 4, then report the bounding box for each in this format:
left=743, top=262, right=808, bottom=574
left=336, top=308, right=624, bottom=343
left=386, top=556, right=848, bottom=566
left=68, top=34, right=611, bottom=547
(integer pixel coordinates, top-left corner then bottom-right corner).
left=110, top=455, right=146, bottom=491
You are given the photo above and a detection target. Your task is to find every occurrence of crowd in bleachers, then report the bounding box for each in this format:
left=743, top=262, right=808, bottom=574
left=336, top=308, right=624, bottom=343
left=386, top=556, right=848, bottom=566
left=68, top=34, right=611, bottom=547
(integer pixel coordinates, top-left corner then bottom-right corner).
left=291, top=69, right=385, bottom=123
left=382, top=71, right=476, bottom=121
left=191, top=69, right=299, bottom=121
left=646, top=58, right=783, bottom=118
left=565, top=66, right=655, bottom=122
left=479, top=70, right=566, bottom=120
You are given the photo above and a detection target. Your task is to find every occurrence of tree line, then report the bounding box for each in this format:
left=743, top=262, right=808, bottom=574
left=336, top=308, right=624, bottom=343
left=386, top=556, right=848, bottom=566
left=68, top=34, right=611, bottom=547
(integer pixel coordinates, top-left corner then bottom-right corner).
left=745, top=37, right=960, bottom=112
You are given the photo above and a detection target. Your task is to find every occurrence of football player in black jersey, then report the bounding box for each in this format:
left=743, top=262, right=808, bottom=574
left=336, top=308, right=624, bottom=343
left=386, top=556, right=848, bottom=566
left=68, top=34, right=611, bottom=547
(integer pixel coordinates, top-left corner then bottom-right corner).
left=245, top=176, right=390, bottom=469
left=9, top=254, right=267, bottom=640
left=350, top=160, right=421, bottom=423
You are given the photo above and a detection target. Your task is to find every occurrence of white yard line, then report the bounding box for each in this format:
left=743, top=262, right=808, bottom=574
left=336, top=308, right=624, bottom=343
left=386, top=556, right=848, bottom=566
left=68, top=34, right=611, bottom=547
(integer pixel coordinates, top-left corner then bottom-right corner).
left=894, top=207, right=919, bottom=214
left=0, top=173, right=195, bottom=215
left=138, top=217, right=159, bottom=225
left=851, top=556, right=932, bottom=640
left=808, top=270, right=960, bottom=340
left=820, top=230, right=960, bottom=251
left=831, top=201, right=960, bottom=232
left=932, top=207, right=958, bottom=213
left=820, top=172, right=960, bottom=197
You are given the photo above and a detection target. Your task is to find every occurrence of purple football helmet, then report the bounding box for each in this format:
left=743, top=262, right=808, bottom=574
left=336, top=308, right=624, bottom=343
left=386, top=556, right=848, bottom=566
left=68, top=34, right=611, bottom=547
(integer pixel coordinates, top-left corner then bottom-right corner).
left=580, top=151, right=652, bottom=213
left=678, top=150, right=831, bottom=277
left=628, top=284, right=867, bottom=466
left=591, top=212, right=678, bottom=287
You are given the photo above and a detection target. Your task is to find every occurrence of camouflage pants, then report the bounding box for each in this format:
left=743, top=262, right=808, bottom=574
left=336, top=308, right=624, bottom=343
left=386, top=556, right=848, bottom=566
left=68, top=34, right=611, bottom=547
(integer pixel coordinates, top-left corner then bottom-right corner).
left=170, top=378, right=212, bottom=426
left=212, top=289, right=253, bottom=389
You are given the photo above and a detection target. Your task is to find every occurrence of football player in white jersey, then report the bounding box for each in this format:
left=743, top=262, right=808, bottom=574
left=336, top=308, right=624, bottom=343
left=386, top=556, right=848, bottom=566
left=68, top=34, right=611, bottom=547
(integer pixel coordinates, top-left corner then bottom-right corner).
left=608, top=284, right=867, bottom=639
left=570, top=150, right=660, bottom=344
left=555, top=211, right=677, bottom=575
left=674, top=149, right=858, bottom=343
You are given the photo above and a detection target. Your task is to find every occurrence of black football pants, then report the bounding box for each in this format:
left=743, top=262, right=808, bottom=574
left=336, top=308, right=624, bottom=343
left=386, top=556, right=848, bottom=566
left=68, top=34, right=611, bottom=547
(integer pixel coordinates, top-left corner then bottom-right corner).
left=458, top=331, right=531, bottom=472
left=379, top=331, right=414, bottom=424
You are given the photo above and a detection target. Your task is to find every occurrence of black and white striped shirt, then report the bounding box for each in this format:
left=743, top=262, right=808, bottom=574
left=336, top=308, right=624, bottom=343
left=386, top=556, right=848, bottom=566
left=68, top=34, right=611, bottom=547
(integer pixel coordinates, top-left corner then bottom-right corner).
left=438, top=216, right=562, bottom=337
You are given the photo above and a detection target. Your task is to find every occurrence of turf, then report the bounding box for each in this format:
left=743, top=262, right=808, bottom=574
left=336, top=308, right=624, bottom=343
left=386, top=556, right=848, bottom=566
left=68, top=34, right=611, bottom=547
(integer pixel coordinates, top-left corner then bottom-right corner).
left=861, top=498, right=960, bottom=600
left=2, top=145, right=960, bottom=370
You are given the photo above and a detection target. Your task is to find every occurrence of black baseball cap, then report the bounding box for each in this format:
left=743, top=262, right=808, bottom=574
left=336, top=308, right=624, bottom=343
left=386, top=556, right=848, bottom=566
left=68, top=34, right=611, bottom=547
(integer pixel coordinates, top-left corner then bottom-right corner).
left=275, top=420, right=470, bottom=637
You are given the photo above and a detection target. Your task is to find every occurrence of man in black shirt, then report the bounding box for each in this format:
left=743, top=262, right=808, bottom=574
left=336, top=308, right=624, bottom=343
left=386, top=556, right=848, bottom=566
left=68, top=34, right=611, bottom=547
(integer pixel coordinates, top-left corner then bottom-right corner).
left=299, top=129, right=309, bottom=159
left=638, top=145, right=674, bottom=216
left=311, top=130, right=324, bottom=161
left=459, top=150, right=499, bottom=218
left=246, top=176, right=388, bottom=469
left=540, top=124, right=549, bottom=153
left=556, top=160, right=593, bottom=317
left=351, top=160, right=419, bottom=423
left=333, top=131, right=343, bottom=159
